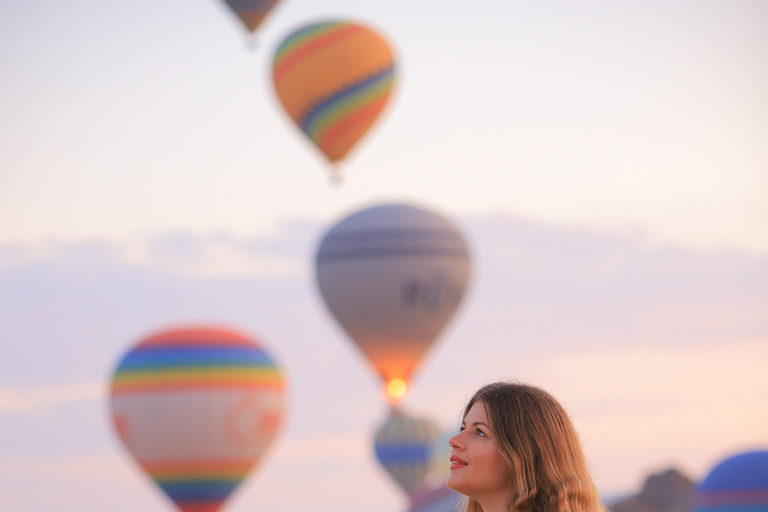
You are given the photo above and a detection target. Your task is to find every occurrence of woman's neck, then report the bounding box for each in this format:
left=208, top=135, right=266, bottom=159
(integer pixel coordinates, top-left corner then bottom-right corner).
left=477, top=492, right=513, bottom=512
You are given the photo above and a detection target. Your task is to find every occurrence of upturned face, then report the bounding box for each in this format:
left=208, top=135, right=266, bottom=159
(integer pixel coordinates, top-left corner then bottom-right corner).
left=446, top=401, right=513, bottom=507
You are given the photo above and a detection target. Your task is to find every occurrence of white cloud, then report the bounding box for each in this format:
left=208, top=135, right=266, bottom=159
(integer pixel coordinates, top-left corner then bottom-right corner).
left=0, top=453, right=124, bottom=477
left=0, top=382, right=105, bottom=414
left=0, top=228, right=313, bottom=279
left=138, top=234, right=309, bottom=279
left=0, top=215, right=766, bottom=508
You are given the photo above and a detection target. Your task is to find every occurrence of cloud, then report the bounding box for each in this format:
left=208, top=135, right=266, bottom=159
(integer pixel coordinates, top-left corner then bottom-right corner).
left=454, top=214, right=768, bottom=352
left=0, top=382, right=105, bottom=414
left=0, top=453, right=123, bottom=477
left=0, top=222, right=316, bottom=279
left=463, top=214, right=768, bottom=300
left=1, top=213, right=766, bottom=288
left=143, top=231, right=308, bottom=279
left=0, top=213, right=765, bottom=504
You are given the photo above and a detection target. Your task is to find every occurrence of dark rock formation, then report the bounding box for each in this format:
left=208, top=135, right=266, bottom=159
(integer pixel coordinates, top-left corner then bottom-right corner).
left=608, top=468, right=695, bottom=512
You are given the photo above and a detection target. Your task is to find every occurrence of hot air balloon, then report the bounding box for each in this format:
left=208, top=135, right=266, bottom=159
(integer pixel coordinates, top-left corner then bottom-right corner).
left=408, top=484, right=464, bottom=512
left=374, top=408, right=440, bottom=497
left=272, top=20, right=396, bottom=181
left=110, top=327, right=286, bottom=512
left=426, top=430, right=453, bottom=487
left=316, top=203, right=471, bottom=402
left=695, top=450, right=768, bottom=512
left=220, top=0, right=281, bottom=36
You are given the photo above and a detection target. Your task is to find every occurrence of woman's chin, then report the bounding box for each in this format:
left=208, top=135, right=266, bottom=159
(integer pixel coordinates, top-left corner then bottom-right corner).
left=445, top=474, right=461, bottom=493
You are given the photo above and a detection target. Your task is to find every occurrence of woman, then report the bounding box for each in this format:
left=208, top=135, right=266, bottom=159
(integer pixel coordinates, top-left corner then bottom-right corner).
left=447, top=382, right=604, bottom=512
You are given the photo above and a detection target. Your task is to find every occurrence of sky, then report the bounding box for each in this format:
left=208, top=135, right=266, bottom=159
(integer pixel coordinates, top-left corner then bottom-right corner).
left=1, top=1, right=767, bottom=512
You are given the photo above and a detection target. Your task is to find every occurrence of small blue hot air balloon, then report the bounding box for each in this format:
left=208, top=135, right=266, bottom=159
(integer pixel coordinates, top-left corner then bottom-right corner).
left=374, top=408, right=439, bottom=497
left=695, top=450, right=768, bottom=512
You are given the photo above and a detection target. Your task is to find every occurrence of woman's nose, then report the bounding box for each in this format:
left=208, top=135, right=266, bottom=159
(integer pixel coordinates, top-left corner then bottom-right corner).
left=449, top=432, right=462, bottom=449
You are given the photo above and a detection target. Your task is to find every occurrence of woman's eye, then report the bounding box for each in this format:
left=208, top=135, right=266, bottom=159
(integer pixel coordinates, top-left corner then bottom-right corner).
left=475, top=428, right=485, bottom=437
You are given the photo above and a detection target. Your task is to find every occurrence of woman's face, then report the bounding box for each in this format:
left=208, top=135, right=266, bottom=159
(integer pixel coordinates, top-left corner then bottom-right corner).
left=446, top=400, right=513, bottom=506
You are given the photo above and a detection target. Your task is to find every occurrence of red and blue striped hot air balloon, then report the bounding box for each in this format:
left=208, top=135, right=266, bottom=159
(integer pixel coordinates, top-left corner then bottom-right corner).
left=272, top=20, right=396, bottom=181
left=110, top=327, right=286, bottom=512
left=695, top=450, right=768, bottom=512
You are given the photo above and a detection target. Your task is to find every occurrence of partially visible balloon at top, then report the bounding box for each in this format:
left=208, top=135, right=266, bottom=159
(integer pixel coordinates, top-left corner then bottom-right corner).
left=221, top=0, right=282, bottom=34
left=272, top=20, right=396, bottom=181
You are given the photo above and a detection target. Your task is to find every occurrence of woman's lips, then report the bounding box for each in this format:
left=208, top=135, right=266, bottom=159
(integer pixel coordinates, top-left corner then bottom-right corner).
left=450, top=455, right=468, bottom=470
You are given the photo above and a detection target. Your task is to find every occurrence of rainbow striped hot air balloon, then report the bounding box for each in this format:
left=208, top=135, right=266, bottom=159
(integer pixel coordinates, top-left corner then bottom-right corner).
left=272, top=20, right=396, bottom=179
left=110, top=327, right=285, bottom=512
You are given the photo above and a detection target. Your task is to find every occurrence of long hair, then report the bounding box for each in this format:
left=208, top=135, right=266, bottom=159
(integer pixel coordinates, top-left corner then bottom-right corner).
left=460, top=382, right=604, bottom=512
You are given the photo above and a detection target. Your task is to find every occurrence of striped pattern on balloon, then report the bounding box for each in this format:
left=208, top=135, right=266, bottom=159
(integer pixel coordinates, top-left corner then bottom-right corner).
left=375, top=408, right=440, bottom=497
left=110, top=327, right=285, bottom=512
left=694, top=450, right=768, bottom=512
left=273, top=20, right=396, bottom=172
left=315, top=203, right=472, bottom=402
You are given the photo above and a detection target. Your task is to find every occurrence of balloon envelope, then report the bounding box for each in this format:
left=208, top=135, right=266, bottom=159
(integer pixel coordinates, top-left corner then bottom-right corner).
left=110, top=327, right=285, bottom=512
left=409, top=484, right=464, bottom=512
left=426, top=430, right=453, bottom=487
left=695, top=450, right=768, bottom=512
left=272, top=20, right=396, bottom=169
left=221, top=0, right=281, bottom=33
left=374, top=408, right=439, bottom=497
left=316, top=203, right=471, bottom=399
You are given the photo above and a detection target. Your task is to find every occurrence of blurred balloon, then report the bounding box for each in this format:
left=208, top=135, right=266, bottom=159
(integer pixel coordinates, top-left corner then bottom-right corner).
left=316, top=203, right=471, bottom=402
left=425, top=430, right=453, bottom=487
left=110, top=327, right=286, bottom=512
left=695, top=450, right=768, bottom=512
left=272, top=20, right=396, bottom=180
left=221, top=0, right=281, bottom=34
left=374, top=408, right=439, bottom=497
left=408, top=484, right=464, bottom=512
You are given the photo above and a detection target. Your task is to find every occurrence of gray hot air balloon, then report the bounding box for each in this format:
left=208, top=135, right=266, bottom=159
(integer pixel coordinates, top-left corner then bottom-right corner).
left=316, top=203, right=471, bottom=402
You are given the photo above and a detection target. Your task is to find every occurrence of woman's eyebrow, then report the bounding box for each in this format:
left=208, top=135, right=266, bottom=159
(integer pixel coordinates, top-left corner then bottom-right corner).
left=470, top=421, right=490, bottom=428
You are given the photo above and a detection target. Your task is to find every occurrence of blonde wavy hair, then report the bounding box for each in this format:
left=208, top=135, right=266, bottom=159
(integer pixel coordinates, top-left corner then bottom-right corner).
left=459, top=382, right=605, bottom=512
